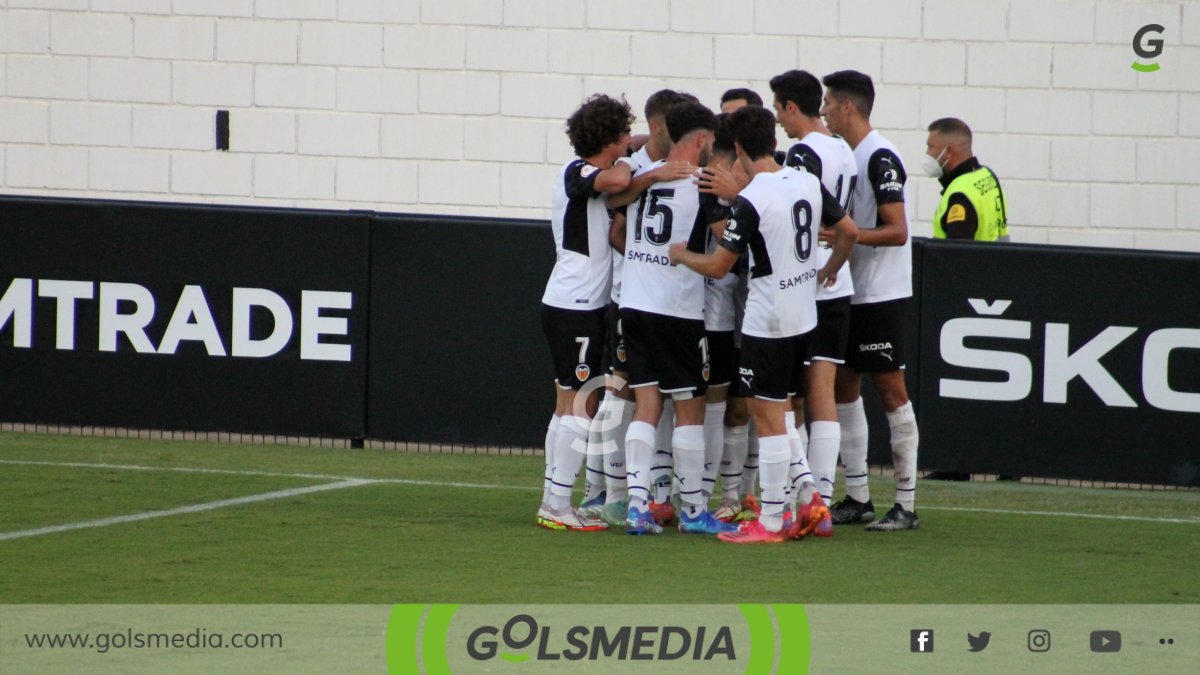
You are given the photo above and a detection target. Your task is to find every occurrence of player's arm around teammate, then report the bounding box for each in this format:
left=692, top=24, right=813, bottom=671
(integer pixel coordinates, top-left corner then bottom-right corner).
left=538, top=94, right=638, bottom=532
left=669, top=106, right=854, bottom=542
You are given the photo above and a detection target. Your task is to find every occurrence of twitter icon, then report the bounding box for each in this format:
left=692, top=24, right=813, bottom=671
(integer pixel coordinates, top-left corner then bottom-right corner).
left=967, top=632, right=991, bottom=652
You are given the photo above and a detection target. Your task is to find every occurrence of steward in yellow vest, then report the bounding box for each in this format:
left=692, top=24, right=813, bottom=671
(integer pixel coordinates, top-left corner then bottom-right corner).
left=923, top=118, right=1009, bottom=242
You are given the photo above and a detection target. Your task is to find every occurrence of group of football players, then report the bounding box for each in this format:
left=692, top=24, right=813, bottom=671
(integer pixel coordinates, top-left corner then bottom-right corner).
left=537, top=68, right=920, bottom=543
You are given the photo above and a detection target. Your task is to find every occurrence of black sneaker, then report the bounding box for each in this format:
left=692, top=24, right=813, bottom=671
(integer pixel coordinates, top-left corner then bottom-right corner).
left=829, top=495, right=875, bottom=525
left=864, top=503, right=919, bottom=531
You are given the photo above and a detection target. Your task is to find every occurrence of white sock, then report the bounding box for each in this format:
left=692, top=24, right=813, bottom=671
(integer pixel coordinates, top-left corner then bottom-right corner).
left=887, top=401, right=919, bottom=511
left=702, top=401, right=726, bottom=500
left=838, top=398, right=870, bottom=503
left=808, top=421, right=841, bottom=505
left=604, top=398, right=634, bottom=504
left=652, top=399, right=675, bottom=503
left=543, top=414, right=561, bottom=505
left=757, top=434, right=791, bottom=532
left=624, top=421, right=656, bottom=510
left=785, top=412, right=815, bottom=507
left=582, top=397, right=610, bottom=503
left=673, top=424, right=706, bottom=517
left=548, top=415, right=587, bottom=512
left=740, top=419, right=760, bottom=497
left=720, top=423, right=749, bottom=500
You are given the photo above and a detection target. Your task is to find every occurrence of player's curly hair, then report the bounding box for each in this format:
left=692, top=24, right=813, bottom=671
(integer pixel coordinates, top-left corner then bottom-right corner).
left=565, top=94, right=635, bottom=159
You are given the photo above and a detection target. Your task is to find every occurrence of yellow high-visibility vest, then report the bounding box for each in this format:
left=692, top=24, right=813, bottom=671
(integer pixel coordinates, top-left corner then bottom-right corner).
left=933, top=166, right=1009, bottom=241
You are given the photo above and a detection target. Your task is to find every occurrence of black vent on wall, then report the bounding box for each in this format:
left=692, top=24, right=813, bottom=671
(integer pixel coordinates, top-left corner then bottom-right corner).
left=216, top=110, right=230, bottom=151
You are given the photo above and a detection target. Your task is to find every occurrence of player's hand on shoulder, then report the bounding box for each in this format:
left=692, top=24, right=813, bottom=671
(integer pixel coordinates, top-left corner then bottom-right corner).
left=818, top=225, right=836, bottom=245
left=695, top=165, right=746, bottom=203
left=653, top=161, right=697, bottom=182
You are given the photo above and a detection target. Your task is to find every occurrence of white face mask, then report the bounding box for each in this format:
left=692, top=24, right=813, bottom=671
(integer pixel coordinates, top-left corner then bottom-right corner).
left=922, top=147, right=948, bottom=178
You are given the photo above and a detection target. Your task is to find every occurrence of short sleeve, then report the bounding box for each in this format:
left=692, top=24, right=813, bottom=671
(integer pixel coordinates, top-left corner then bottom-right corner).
left=941, top=191, right=978, bottom=239
left=785, top=143, right=823, bottom=178
left=699, top=191, right=732, bottom=226
left=818, top=183, right=847, bottom=226
left=719, top=196, right=761, bottom=255
left=564, top=160, right=602, bottom=199
left=867, top=149, right=906, bottom=206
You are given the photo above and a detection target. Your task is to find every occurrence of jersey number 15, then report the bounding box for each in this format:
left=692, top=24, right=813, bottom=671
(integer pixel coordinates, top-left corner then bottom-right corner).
left=634, top=188, right=675, bottom=246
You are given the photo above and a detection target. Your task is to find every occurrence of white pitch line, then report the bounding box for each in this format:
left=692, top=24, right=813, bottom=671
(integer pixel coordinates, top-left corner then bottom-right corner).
left=921, top=505, right=1200, bottom=524
left=0, top=459, right=541, bottom=492
left=0, top=479, right=374, bottom=542
left=4, top=459, right=1197, bottom=525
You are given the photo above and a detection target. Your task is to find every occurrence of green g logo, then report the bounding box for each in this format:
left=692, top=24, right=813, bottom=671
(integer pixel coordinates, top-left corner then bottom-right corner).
left=1132, top=24, right=1164, bottom=72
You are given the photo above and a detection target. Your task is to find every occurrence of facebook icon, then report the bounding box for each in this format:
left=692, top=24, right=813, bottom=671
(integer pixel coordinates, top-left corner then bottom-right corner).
left=911, top=629, right=935, bottom=653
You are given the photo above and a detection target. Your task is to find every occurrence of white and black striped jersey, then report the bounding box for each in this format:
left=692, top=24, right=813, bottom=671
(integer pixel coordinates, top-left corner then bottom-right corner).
left=701, top=192, right=738, bottom=332
left=718, top=168, right=847, bottom=339
left=785, top=132, right=857, bottom=301
left=848, top=130, right=913, bottom=305
left=619, top=161, right=712, bottom=321
left=542, top=159, right=614, bottom=311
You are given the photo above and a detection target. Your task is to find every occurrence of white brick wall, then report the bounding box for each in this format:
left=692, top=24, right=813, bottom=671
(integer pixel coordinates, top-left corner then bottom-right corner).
left=217, top=19, right=297, bottom=64
left=172, top=152, right=252, bottom=195
left=90, top=58, right=171, bottom=103
left=134, top=16, right=214, bottom=61
left=840, top=0, right=923, bottom=39
left=0, top=1, right=1197, bottom=253
left=755, top=0, right=838, bottom=37
left=89, top=147, right=169, bottom=192
left=172, top=62, right=252, bottom=106
left=0, top=10, right=50, bottom=54
left=0, top=101, right=49, bottom=144
left=301, top=22, right=383, bottom=67
left=50, top=102, right=130, bottom=147
left=923, top=1, right=1008, bottom=42
left=336, top=69, right=418, bottom=114
left=132, top=105, right=212, bottom=150
left=297, top=112, right=379, bottom=157
left=336, top=157, right=417, bottom=203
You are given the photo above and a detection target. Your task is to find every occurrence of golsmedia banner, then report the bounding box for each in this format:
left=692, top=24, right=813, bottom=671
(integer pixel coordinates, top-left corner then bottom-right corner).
left=385, top=604, right=807, bottom=674
left=3, top=604, right=1197, bottom=674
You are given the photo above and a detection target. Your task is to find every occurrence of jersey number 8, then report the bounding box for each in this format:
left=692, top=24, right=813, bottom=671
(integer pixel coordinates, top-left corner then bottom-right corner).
left=791, top=199, right=813, bottom=262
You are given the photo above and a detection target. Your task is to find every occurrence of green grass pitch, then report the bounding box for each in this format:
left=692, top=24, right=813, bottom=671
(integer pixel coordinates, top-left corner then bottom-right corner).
left=1, top=432, right=1197, bottom=604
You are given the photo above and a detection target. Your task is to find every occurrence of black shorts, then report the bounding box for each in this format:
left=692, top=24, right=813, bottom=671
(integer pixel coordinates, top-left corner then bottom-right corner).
left=607, top=302, right=629, bottom=374
left=845, top=298, right=907, bottom=373
left=706, top=330, right=735, bottom=388
left=621, top=308, right=708, bottom=396
left=739, top=332, right=814, bottom=401
left=728, top=348, right=746, bottom=398
left=541, top=304, right=607, bottom=390
left=806, top=296, right=852, bottom=365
